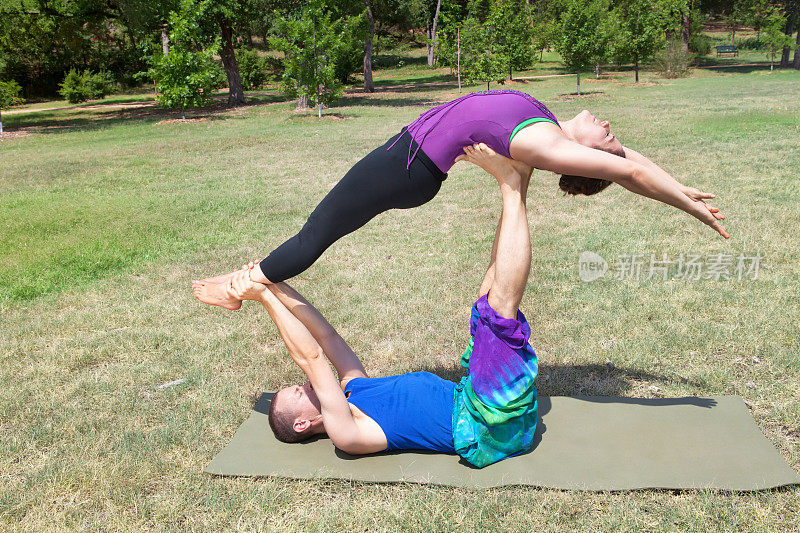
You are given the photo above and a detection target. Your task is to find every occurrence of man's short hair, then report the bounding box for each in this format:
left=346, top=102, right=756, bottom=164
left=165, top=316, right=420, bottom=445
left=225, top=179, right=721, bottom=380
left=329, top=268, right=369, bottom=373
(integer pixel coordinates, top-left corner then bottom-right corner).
left=268, top=389, right=312, bottom=443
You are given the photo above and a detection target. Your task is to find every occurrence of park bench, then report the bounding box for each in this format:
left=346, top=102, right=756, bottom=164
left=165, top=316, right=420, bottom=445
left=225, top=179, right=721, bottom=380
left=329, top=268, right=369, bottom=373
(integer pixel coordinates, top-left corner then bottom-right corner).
left=715, top=45, right=739, bottom=57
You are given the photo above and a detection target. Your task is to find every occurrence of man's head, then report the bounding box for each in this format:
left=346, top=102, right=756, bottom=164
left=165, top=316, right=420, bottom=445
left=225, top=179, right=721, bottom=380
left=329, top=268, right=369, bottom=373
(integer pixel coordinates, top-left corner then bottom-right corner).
left=560, top=109, right=626, bottom=196
left=268, top=381, right=324, bottom=443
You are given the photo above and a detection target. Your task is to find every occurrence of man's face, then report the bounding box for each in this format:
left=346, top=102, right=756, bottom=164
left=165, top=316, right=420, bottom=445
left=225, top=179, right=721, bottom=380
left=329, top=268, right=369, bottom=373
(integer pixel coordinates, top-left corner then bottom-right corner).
left=277, top=381, right=322, bottom=422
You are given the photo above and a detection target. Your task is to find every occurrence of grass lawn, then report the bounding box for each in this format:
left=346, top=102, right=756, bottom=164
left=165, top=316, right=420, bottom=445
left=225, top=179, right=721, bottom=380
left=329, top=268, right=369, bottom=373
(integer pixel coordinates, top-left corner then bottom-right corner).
left=1, top=53, right=799, bottom=531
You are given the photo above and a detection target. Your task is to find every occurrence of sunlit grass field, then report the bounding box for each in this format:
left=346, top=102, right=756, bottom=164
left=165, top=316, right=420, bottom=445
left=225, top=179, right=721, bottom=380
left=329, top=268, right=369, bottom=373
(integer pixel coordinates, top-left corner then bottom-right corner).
left=1, top=54, right=799, bottom=530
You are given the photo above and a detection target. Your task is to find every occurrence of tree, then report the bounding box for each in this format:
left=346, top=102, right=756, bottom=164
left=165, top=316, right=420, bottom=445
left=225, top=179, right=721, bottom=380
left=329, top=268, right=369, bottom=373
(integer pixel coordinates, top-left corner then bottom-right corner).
left=459, top=16, right=509, bottom=90
left=490, top=0, right=535, bottom=80
left=762, top=5, right=794, bottom=70
left=409, top=0, right=444, bottom=66
left=532, top=4, right=559, bottom=63
left=746, top=0, right=773, bottom=41
left=433, top=0, right=468, bottom=71
left=144, top=0, right=220, bottom=118
left=429, top=0, right=443, bottom=66
left=270, top=1, right=362, bottom=117
left=779, top=0, right=799, bottom=67
left=723, top=0, right=748, bottom=45
left=556, top=0, right=610, bottom=94
left=362, top=0, right=376, bottom=92
left=611, top=0, right=683, bottom=83
left=217, top=13, right=245, bottom=105
left=0, top=79, right=24, bottom=133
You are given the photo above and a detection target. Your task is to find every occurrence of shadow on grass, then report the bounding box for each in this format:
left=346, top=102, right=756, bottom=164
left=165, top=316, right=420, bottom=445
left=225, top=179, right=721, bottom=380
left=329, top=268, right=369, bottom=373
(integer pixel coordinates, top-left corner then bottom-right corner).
left=5, top=94, right=288, bottom=135
left=419, top=362, right=706, bottom=397
left=693, top=59, right=777, bottom=74
left=372, top=74, right=457, bottom=87
left=554, top=90, right=606, bottom=98
left=336, top=94, right=445, bottom=109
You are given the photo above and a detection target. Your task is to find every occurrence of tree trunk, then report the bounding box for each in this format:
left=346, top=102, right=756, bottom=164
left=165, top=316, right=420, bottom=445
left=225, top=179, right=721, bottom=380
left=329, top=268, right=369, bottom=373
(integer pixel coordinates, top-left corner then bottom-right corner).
left=793, top=27, right=800, bottom=69
left=218, top=15, right=245, bottom=105
left=576, top=70, right=580, bottom=94
left=1, top=110, right=3, bottom=133
left=427, top=0, right=442, bottom=67
left=680, top=11, right=690, bottom=51
left=297, top=94, right=308, bottom=109
left=780, top=7, right=797, bottom=67
left=161, top=25, right=170, bottom=55
left=457, top=27, right=461, bottom=92
left=362, top=0, right=375, bottom=93
left=126, top=27, right=138, bottom=53
left=595, top=62, right=599, bottom=78
left=634, top=58, right=639, bottom=82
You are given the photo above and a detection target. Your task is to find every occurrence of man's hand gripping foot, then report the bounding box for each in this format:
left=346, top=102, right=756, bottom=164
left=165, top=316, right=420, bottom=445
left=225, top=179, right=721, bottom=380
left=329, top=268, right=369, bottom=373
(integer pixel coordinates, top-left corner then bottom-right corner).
left=192, top=261, right=269, bottom=310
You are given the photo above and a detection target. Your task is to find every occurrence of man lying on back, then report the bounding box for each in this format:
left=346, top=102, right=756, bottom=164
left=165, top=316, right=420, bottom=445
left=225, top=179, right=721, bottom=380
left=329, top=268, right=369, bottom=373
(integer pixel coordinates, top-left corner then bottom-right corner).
left=220, top=143, right=538, bottom=467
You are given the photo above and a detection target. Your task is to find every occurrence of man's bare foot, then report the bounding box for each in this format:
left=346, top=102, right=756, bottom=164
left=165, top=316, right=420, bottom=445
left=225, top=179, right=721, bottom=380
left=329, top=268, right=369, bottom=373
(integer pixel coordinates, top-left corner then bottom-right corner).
left=193, top=280, right=242, bottom=310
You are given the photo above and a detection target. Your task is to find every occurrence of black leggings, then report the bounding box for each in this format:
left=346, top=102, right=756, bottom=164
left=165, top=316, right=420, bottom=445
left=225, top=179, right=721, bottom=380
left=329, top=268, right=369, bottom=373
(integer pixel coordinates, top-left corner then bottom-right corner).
left=259, top=129, right=448, bottom=282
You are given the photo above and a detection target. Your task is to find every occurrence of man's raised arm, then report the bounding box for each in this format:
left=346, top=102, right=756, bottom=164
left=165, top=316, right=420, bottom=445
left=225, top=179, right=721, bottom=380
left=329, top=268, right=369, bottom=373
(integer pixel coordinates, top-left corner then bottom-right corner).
left=225, top=272, right=373, bottom=453
left=227, top=269, right=367, bottom=384
left=264, top=282, right=368, bottom=384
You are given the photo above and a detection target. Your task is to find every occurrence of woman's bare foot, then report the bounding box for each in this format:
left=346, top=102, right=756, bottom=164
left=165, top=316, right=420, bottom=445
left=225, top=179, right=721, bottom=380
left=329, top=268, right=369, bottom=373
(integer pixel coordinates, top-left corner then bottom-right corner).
left=199, top=271, right=240, bottom=284
left=198, top=262, right=270, bottom=285
left=456, top=143, right=520, bottom=181
left=192, top=280, right=242, bottom=310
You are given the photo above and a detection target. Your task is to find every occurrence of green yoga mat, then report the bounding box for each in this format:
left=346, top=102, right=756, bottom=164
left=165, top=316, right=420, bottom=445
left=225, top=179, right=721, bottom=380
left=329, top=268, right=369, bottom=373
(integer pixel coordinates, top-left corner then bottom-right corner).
left=205, top=394, right=800, bottom=491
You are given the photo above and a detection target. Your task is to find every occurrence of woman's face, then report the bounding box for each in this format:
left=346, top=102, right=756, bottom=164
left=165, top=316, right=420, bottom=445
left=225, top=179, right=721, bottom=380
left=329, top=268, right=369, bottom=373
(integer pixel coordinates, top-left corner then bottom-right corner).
left=572, top=109, right=624, bottom=155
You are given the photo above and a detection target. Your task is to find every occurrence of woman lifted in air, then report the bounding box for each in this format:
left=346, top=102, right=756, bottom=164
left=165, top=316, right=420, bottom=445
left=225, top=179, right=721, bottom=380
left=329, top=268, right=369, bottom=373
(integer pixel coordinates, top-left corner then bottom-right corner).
left=193, top=89, right=728, bottom=309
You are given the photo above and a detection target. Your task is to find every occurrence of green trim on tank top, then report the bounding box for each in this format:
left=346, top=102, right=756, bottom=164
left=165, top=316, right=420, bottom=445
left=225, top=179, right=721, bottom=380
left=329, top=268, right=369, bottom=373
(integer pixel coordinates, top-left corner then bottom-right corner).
left=508, top=117, right=558, bottom=149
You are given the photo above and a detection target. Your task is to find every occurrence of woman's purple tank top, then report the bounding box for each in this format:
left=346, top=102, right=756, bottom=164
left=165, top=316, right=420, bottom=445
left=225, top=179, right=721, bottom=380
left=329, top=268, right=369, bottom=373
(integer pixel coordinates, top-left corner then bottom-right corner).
left=388, top=89, right=559, bottom=174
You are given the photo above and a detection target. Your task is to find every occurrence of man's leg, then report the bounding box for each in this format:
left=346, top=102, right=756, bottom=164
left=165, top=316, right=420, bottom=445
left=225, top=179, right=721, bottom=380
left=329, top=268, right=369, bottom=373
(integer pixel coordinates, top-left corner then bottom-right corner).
left=459, top=143, right=531, bottom=318
left=487, top=173, right=530, bottom=319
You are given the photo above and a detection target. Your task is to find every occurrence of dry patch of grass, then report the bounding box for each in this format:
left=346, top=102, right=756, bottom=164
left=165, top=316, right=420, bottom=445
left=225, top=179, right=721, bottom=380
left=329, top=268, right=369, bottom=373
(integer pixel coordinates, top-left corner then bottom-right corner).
left=0, top=130, right=33, bottom=140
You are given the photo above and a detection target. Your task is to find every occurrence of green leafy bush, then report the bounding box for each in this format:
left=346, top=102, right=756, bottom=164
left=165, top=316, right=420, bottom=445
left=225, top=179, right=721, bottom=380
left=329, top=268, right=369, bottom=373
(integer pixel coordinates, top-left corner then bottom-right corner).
left=735, top=36, right=765, bottom=50
left=0, top=79, right=24, bottom=109
left=58, top=69, right=115, bottom=103
left=142, top=0, right=221, bottom=114
left=269, top=0, right=362, bottom=113
left=148, top=47, right=219, bottom=111
left=653, top=39, right=690, bottom=78
left=235, top=48, right=269, bottom=90
left=688, top=33, right=711, bottom=55
left=0, top=79, right=24, bottom=132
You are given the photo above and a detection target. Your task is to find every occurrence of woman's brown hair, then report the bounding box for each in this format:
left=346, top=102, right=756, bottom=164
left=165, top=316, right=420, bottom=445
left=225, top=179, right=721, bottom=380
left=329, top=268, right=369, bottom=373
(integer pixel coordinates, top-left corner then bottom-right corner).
left=558, top=145, right=625, bottom=196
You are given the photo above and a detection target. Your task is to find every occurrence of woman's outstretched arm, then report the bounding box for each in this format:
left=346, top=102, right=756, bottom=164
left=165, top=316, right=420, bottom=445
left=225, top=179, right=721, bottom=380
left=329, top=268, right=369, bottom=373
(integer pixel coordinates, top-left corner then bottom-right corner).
left=510, top=124, right=729, bottom=238
left=622, top=145, right=719, bottom=203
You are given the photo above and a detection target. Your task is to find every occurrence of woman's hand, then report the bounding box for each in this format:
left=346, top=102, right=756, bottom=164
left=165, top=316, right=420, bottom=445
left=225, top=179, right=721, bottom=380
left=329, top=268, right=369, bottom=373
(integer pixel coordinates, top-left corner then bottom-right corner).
left=688, top=200, right=730, bottom=239
left=681, top=186, right=727, bottom=232
left=681, top=185, right=715, bottom=201
left=226, top=269, right=268, bottom=301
